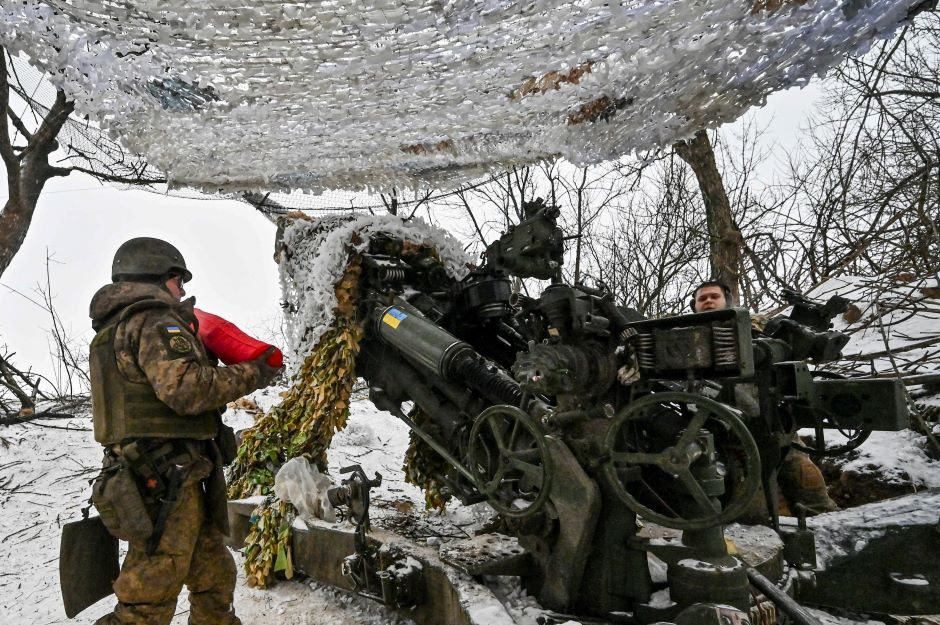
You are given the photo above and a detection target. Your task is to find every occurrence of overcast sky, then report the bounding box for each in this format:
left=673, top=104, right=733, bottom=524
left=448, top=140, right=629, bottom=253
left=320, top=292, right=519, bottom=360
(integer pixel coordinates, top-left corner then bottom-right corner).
left=0, top=178, right=283, bottom=379
left=0, top=82, right=823, bottom=382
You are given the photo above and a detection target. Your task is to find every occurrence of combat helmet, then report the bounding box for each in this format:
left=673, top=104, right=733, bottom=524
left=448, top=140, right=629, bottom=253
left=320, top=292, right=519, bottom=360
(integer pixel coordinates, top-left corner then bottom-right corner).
left=111, top=237, right=192, bottom=283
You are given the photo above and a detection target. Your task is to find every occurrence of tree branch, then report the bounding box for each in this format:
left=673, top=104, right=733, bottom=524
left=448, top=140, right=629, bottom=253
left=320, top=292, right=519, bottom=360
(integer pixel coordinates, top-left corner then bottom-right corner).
left=823, top=160, right=939, bottom=277
left=0, top=49, right=17, bottom=169
left=21, top=88, right=74, bottom=161
left=0, top=354, right=35, bottom=411
left=865, top=88, right=940, bottom=99
left=48, top=165, right=167, bottom=184
left=6, top=106, right=32, bottom=144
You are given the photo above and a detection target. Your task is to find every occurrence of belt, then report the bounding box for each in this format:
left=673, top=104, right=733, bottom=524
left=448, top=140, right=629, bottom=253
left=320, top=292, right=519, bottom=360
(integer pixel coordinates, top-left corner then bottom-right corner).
left=111, top=439, right=203, bottom=468
left=107, top=439, right=205, bottom=497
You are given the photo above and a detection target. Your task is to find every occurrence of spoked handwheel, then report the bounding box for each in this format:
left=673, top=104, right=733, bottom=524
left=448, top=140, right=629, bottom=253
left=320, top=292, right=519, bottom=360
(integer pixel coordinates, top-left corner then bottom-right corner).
left=468, top=405, right=553, bottom=519
left=603, top=392, right=761, bottom=531
left=790, top=421, right=871, bottom=457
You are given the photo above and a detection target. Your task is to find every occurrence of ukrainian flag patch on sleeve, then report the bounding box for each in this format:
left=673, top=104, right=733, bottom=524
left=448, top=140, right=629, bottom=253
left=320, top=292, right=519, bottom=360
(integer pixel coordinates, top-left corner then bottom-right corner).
left=165, top=326, right=182, bottom=334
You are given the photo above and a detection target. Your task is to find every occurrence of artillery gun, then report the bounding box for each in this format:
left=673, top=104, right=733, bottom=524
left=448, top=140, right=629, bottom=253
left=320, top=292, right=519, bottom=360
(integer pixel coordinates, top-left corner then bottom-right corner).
left=258, top=201, right=924, bottom=624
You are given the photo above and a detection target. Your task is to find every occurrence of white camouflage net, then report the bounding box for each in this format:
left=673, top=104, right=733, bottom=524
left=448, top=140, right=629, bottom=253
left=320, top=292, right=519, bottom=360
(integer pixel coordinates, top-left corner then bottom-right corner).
left=278, top=214, right=470, bottom=368
left=0, top=0, right=923, bottom=193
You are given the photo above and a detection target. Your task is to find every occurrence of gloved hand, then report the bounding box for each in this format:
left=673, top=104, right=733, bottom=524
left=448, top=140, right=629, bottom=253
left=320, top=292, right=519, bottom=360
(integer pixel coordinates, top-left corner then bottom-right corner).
left=252, top=347, right=283, bottom=388
left=617, top=346, right=641, bottom=386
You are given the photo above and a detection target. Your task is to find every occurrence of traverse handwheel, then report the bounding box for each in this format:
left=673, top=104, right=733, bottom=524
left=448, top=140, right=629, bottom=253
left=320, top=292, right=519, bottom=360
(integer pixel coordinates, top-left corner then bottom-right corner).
left=603, top=392, right=761, bottom=530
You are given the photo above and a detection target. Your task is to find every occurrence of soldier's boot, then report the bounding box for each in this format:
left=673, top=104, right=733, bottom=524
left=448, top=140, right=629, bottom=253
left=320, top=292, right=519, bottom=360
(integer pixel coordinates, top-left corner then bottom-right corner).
left=779, top=449, right=839, bottom=515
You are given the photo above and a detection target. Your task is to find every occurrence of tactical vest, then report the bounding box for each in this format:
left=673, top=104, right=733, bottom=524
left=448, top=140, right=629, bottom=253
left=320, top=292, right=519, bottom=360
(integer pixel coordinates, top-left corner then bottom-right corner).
left=90, top=306, right=218, bottom=445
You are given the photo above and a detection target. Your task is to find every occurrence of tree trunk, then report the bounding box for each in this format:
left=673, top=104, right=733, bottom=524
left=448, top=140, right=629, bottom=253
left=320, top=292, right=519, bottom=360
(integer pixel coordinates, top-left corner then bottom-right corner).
left=673, top=129, right=744, bottom=302
left=0, top=49, right=75, bottom=278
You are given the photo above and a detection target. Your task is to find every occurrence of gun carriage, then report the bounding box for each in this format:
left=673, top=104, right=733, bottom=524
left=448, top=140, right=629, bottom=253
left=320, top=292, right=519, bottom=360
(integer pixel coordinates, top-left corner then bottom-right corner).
left=278, top=201, right=914, bottom=624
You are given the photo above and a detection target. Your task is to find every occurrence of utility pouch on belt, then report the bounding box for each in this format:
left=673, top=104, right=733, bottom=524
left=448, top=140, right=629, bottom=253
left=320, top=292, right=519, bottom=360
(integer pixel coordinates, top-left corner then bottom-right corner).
left=60, top=512, right=120, bottom=618
left=216, top=422, right=238, bottom=466
left=91, top=462, right=154, bottom=544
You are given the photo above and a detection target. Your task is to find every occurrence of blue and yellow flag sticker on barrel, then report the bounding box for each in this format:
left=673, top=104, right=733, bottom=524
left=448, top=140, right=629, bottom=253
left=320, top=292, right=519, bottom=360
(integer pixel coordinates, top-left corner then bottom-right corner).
left=382, top=307, right=408, bottom=329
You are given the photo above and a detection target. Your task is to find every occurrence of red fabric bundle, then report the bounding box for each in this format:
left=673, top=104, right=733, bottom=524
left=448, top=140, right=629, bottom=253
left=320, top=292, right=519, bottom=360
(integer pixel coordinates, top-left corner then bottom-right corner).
left=193, top=308, right=283, bottom=368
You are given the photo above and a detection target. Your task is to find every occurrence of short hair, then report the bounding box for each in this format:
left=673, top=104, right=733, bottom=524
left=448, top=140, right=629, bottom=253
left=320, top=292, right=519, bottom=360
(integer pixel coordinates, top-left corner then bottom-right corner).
left=690, top=280, right=733, bottom=311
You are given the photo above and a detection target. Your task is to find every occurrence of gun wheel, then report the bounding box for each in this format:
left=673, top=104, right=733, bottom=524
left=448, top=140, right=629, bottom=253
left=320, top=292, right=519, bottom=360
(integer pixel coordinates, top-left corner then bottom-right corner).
left=468, top=405, right=552, bottom=519
left=791, top=371, right=873, bottom=457
left=603, top=391, right=761, bottom=531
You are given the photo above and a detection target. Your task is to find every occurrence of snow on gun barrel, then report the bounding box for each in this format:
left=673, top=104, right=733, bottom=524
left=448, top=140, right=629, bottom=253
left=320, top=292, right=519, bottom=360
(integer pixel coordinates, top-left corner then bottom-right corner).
left=194, top=307, right=283, bottom=367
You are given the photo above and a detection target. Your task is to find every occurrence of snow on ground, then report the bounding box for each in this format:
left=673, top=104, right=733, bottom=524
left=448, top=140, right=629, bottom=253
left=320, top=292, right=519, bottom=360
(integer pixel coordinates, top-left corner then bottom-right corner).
left=0, top=392, right=515, bottom=625
left=0, top=406, right=102, bottom=625
left=808, top=275, right=940, bottom=379
left=821, top=429, right=940, bottom=489
left=0, top=393, right=427, bottom=625
left=1, top=389, right=933, bottom=625
left=807, top=489, right=940, bottom=572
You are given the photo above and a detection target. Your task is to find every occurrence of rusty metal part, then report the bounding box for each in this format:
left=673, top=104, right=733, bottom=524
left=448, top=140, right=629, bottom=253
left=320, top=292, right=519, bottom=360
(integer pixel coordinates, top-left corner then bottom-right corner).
left=674, top=603, right=754, bottom=625
left=749, top=597, right=778, bottom=625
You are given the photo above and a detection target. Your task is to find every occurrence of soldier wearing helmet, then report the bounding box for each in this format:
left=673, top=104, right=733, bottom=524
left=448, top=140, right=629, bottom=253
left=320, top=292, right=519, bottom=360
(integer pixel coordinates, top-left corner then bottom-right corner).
left=88, top=237, right=280, bottom=625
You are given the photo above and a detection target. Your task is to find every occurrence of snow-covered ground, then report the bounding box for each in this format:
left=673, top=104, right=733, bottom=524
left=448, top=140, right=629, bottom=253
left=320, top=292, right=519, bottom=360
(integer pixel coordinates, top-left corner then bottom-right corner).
left=809, top=275, right=940, bottom=384
left=0, top=391, right=512, bottom=625
left=0, top=387, right=429, bottom=625
left=1, top=388, right=936, bottom=625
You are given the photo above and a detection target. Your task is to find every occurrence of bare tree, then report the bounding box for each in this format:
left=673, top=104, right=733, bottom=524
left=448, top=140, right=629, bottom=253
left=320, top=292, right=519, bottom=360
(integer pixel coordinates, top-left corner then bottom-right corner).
left=673, top=130, right=744, bottom=302
left=787, top=13, right=940, bottom=288
left=0, top=48, right=165, bottom=278
left=590, top=153, right=709, bottom=316
left=445, top=165, right=545, bottom=255
left=1, top=255, right=91, bottom=418
left=540, top=161, right=627, bottom=285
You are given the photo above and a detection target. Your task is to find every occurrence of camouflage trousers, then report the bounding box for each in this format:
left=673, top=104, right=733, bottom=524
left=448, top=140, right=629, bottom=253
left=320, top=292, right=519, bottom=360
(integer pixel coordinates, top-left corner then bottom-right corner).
left=737, top=445, right=839, bottom=524
left=778, top=446, right=840, bottom=514
left=95, top=475, right=240, bottom=625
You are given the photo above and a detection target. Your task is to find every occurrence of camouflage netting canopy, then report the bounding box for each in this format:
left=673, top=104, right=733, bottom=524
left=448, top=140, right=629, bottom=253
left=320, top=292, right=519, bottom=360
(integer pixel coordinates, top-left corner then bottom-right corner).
left=0, top=0, right=925, bottom=193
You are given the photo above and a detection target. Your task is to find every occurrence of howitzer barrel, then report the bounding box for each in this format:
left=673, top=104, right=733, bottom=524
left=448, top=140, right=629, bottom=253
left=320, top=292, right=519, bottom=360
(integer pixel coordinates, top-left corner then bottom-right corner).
left=376, top=301, right=467, bottom=379
left=375, top=300, right=522, bottom=405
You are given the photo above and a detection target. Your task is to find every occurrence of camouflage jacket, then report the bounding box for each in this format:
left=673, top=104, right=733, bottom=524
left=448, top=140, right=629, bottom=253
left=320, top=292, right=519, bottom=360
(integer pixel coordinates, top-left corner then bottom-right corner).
left=89, top=282, right=262, bottom=416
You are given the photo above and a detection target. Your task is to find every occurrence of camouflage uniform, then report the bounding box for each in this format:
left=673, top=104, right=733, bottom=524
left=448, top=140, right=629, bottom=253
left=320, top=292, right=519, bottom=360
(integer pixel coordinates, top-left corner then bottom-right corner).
left=732, top=377, right=838, bottom=524
left=89, top=282, right=264, bottom=625
left=777, top=442, right=839, bottom=514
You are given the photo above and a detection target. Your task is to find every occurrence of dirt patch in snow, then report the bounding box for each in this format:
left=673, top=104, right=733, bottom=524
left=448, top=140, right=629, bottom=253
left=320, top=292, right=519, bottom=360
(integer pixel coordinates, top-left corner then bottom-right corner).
left=817, top=430, right=940, bottom=508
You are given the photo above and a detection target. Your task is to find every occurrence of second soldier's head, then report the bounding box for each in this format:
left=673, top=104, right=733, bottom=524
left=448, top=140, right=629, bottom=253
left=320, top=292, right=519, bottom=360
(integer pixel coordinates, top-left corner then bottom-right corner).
left=691, top=280, right=732, bottom=312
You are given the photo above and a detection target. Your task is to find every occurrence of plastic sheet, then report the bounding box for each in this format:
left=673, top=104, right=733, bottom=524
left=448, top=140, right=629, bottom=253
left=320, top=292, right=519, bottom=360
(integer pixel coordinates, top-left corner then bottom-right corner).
left=273, top=457, right=336, bottom=523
